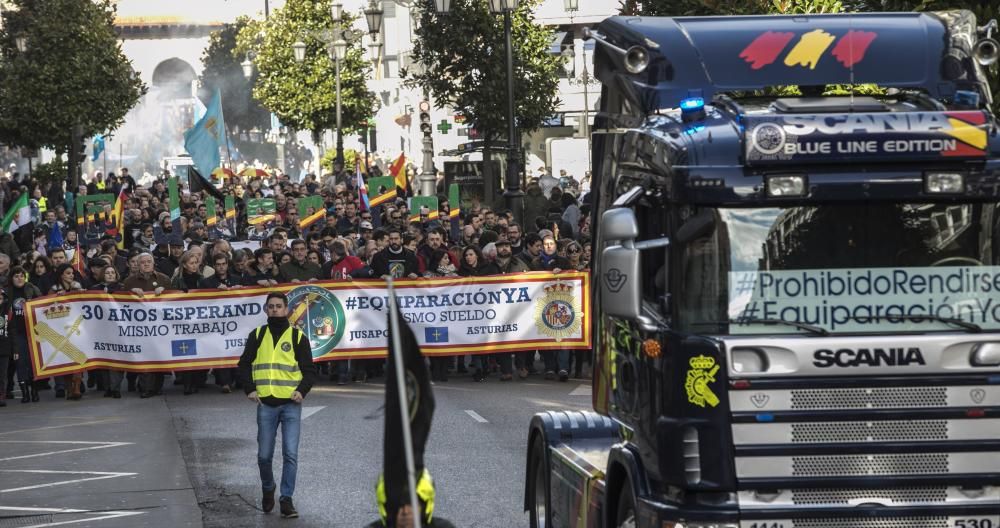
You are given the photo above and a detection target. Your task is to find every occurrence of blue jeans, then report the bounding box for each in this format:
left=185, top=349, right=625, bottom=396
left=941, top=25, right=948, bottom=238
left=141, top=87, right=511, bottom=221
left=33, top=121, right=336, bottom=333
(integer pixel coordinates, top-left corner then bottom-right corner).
left=542, top=350, right=570, bottom=372
left=257, top=402, right=301, bottom=499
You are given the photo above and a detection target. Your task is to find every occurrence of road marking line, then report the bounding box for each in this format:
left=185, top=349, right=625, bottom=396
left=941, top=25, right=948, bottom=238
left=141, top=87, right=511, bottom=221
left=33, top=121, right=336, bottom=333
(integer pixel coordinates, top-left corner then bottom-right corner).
left=464, top=410, right=488, bottom=423
left=569, top=384, right=592, bottom=396
left=0, top=419, right=121, bottom=436
left=0, top=506, right=144, bottom=527
left=0, top=441, right=133, bottom=462
left=0, top=470, right=137, bottom=493
left=301, top=406, right=325, bottom=420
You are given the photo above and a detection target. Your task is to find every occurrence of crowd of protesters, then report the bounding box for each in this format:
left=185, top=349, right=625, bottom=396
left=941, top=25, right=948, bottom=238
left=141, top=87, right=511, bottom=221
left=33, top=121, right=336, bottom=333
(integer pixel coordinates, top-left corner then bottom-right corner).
left=0, top=160, right=594, bottom=406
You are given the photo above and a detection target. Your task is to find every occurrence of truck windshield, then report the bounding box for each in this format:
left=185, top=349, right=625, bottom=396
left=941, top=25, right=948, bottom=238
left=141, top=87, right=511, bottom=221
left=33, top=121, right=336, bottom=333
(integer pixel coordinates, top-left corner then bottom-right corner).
left=677, top=203, right=1000, bottom=335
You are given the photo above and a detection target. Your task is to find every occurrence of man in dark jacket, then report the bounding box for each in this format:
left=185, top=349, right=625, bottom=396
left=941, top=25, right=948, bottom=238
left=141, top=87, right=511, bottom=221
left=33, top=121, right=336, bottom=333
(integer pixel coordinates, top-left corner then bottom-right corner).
left=278, top=239, right=321, bottom=283
left=237, top=292, right=317, bottom=519
left=371, top=227, right=419, bottom=279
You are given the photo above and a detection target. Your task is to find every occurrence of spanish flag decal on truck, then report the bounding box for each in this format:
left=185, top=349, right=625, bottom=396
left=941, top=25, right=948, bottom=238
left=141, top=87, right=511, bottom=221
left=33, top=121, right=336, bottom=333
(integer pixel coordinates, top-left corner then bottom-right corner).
left=740, top=29, right=878, bottom=70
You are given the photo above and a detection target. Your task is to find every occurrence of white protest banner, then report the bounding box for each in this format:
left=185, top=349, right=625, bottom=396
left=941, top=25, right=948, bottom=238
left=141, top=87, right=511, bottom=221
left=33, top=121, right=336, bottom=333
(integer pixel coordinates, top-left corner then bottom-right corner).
left=26, top=271, right=590, bottom=377
left=728, top=266, right=1000, bottom=334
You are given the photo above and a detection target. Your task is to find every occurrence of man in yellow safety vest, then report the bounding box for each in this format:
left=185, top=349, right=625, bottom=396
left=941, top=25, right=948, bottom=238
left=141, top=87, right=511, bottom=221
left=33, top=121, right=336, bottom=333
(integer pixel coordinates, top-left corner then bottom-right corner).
left=237, top=292, right=317, bottom=519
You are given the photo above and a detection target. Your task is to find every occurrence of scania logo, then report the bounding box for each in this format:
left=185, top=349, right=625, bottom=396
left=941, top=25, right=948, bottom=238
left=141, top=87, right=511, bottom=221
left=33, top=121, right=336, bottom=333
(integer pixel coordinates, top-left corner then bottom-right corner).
left=813, top=347, right=926, bottom=368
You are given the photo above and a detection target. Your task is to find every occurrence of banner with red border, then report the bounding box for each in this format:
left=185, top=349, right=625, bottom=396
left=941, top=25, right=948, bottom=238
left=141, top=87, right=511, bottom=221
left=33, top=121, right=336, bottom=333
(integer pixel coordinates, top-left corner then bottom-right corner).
left=25, top=272, right=590, bottom=376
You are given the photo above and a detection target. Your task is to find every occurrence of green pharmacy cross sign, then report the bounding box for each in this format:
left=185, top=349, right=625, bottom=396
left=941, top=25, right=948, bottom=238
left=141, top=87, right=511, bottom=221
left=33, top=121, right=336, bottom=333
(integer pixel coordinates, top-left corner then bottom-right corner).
left=437, top=120, right=453, bottom=134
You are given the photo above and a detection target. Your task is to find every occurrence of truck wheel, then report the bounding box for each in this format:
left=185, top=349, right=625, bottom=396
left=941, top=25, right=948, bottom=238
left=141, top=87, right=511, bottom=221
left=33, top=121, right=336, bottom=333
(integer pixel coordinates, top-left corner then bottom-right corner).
left=528, top=438, right=550, bottom=528
left=616, top=480, right=637, bottom=528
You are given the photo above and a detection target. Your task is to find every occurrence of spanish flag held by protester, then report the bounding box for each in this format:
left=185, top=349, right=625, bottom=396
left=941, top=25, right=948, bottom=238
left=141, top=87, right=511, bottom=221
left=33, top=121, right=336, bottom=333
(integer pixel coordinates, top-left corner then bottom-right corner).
left=389, top=153, right=408, bottom=197
left=108, top=184, right=129, bottom=249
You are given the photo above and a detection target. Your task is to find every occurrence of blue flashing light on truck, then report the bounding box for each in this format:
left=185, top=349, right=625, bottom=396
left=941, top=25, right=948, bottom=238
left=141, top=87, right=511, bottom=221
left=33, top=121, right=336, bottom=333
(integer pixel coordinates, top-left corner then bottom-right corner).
left=525, top=10, right=1000, bottom=528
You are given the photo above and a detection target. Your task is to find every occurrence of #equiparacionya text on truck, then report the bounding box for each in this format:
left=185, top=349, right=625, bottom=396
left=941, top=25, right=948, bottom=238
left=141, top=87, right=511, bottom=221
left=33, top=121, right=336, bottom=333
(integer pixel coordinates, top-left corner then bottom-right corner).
left=525, top=9, right=1000, bottom=528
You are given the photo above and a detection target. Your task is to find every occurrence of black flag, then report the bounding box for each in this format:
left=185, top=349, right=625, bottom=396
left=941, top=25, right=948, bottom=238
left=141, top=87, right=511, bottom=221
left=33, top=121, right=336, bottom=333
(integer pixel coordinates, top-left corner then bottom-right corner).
left=383, top=305, right=435, bottom=526
left=188, top=166, right=225, bottom=202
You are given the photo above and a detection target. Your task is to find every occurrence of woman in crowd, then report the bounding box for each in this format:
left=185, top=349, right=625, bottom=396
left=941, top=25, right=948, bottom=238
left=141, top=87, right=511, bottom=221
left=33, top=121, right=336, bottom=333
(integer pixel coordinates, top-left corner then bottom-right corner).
left=307, top=249, right=323, bottom=267
left=89, top=266, right=124, bottom=398
left=565, top=240, right=586, bottom=271
left=49, top=263, right=84, bottom=295
left=531, top=236, right=572, bottom=381
left=170, top=250, right=207, bottom=395
left=424, top=248, right=458, bottom=381
left=8, top=268, right=41, bottom=402
left=457, top=245, right=499, bottom=382
left=424, top=249, right=458, bottom=278
left=50, top=263, right=85, bottom=399
left=29, top=255, right=53, bottom=294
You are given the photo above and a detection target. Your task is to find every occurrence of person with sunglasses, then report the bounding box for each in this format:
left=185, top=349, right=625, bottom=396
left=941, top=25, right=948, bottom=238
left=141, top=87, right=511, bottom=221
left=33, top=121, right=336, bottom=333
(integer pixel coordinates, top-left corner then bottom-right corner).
left=565, top=241, right=586, bottom=271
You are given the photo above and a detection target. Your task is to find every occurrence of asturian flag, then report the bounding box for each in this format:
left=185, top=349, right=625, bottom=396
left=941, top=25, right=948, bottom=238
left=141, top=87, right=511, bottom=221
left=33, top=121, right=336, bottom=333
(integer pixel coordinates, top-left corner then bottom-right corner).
left=91, top=134, right=105, bottom=162
left=183, top=88, right=226, bottom=179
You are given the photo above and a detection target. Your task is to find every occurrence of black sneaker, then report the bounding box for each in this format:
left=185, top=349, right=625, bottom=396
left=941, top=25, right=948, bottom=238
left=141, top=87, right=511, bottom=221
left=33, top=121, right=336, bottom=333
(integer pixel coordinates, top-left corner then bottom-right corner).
left=558, top=370, right=569, bottom=382
left=55, top=389, right=65, bottom=398
left=262, top=488, right=275, bottom=513
left=279, top=497, right=298, bottom=518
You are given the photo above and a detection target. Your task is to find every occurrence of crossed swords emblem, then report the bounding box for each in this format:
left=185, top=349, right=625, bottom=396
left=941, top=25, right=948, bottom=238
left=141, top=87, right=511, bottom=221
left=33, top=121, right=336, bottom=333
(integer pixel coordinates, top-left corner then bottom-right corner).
left=34, top=315, right=87, bottom=368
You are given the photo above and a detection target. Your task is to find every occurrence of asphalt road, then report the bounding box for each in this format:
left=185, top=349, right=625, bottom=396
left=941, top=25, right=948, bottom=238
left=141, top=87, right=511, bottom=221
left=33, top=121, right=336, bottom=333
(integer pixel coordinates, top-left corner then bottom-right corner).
left=0, top=368, right=592, bottom=528
left=179, top=368, right=593, bottom=527
left=0, top=389, right=201, bottom=528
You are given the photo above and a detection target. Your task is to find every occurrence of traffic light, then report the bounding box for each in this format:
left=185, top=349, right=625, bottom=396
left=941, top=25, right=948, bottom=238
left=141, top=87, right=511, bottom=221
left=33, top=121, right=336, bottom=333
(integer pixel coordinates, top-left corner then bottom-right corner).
left=418, top=100, right=432, bottom=138
left=71, top=124, right=86, bottom=165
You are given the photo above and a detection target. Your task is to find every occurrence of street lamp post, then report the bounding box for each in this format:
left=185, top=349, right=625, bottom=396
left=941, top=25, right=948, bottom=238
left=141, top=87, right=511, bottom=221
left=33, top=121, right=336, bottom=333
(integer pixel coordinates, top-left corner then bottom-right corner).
left=242, top=52, right=288, bottom=174
left=332, top=37, right=347, bottom=169
left=488, top=0, right=523, bottom=227
left=561, top=44, right=595, bottom=170
left=365, top=0, right=440, bottom=196
left=292, top=4, right=361, bottom=172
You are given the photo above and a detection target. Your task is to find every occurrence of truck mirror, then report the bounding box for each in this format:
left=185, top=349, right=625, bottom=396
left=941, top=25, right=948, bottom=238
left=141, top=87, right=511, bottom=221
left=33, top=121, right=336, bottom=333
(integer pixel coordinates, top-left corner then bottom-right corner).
left=601, top=245, right=641, bottom=319
left=600, top=208, right=639, bottom=241
left=676, top=209, right=715, bottom=244
left=600, top=208, right=641, bottom=319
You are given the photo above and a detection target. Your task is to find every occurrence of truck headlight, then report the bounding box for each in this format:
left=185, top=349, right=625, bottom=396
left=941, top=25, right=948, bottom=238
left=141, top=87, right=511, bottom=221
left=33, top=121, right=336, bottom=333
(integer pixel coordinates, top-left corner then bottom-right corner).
left=765, top=175, right=806, bottom=197
left=924, top=172, right=965, bottom=194
left=971, top=342, right=1000, bottom=366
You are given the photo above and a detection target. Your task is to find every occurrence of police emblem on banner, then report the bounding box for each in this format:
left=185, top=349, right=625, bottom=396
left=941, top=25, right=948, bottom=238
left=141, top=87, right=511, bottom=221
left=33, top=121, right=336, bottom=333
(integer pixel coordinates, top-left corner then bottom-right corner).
left=534, top=282, right=582, bottom=342
left=286, top=285, right=346, bottom=358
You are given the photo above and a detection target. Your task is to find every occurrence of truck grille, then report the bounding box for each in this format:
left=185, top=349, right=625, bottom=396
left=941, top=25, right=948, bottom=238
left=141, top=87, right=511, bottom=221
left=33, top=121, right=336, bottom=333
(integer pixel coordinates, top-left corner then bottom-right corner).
left=789, top=420, right=947, bottom=443
left=790, top=487, right=947, bottom=505
left=789, top=387, right=946, bottom=410
left=791, top=453, right=949, bottom=477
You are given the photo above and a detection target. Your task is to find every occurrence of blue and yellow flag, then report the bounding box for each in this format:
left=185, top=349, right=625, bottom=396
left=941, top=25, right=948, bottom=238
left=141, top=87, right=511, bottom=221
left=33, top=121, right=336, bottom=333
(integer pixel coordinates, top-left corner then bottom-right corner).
left=183, top=88, right=226, bottom=178
left=91, top=135, right=105, bottom=162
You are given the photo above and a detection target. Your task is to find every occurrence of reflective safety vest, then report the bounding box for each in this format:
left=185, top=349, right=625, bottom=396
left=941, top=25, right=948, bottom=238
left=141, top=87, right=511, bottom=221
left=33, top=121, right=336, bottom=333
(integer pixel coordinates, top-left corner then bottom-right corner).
left=251, top=325, right=303, bottom=399
left=95, top=181, right=106, bottom=190
left=376, top=469, right=435, bottom=526
left=37, top=197, right=47, bottom=213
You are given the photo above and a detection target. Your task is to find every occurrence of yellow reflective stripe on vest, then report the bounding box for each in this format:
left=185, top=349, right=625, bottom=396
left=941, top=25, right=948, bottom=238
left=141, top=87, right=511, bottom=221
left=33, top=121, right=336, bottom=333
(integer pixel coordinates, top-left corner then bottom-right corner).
left=252, top=363, right=300, bottom=373
left=254, top=379, right=300, bottom=387
left=251, top=325, right=302, bottom=399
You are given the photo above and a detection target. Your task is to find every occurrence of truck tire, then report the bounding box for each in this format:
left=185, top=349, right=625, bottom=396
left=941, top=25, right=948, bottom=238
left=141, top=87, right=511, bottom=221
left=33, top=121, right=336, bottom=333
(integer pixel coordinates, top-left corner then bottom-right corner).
left=616, top=480, right=637, bottom=528
left=528, top=438, right=550, bottom=528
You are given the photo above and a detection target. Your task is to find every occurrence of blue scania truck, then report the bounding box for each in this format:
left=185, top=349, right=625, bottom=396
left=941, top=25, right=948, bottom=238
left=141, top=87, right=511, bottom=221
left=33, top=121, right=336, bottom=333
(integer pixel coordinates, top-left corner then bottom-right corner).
left=526, top=10, right=1000, bottom=528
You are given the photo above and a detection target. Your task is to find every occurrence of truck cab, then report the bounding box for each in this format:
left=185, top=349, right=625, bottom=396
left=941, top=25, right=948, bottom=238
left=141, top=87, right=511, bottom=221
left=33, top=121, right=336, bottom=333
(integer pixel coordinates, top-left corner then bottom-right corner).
left=526, top=10, right=1000, bottom=528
